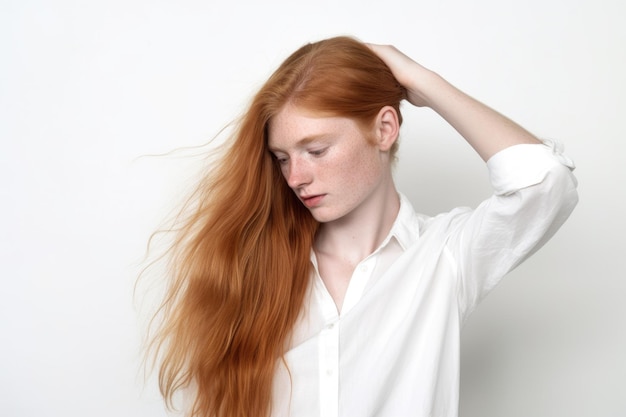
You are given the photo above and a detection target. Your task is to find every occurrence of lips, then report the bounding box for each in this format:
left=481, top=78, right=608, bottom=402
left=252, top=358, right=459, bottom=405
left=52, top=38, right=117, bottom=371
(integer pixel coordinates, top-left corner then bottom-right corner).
left=300, top=194, right=325, bottom=208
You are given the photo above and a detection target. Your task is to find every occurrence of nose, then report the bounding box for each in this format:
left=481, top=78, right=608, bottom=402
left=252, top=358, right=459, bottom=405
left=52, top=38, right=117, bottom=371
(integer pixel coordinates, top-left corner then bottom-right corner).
left=285, top=157, right=311, bottom=189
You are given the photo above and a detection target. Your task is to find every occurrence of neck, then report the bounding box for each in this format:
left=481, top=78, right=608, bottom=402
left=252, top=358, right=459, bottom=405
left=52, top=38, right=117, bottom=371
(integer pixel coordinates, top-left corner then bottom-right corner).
left=315, top=177, right=400, bottom=265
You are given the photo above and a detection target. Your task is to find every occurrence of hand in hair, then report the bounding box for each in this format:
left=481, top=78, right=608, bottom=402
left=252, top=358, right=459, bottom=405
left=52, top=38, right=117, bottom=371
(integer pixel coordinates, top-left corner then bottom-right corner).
left=366, top=43, right=432, bottom=108
left=367, top=43, right=540, bottom=161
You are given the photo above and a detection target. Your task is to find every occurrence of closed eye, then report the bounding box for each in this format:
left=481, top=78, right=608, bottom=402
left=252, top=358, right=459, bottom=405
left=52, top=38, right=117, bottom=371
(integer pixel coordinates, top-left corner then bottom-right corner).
left=272, top=153, right=289, bottom=165
left=309, top=148, right=327, bottom=157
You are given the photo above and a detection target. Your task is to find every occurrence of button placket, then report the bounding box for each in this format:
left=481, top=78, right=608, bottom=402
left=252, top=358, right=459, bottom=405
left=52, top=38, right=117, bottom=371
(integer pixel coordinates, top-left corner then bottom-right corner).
left=318, top=319, right=339, bottom=417
left=341, top=257, right=377, bottom=315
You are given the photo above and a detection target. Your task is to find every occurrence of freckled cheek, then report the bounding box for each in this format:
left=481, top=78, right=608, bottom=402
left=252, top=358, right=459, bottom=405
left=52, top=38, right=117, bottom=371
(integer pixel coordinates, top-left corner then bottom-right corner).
left=277, top=165, right=288, bottom=181
left=335, top=158, right=376, bottom=196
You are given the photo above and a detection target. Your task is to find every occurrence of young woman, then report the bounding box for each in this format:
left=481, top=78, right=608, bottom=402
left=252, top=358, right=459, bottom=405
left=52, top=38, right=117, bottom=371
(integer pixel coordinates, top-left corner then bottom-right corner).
left=149, top=36, right=578, bottom=417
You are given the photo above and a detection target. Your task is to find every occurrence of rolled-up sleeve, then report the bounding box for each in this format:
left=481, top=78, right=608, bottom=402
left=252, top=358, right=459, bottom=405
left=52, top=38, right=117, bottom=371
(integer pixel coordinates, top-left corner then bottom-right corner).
left=446, top=140, right=579, bottom=321
left=488, top=138, right=577, bottom=195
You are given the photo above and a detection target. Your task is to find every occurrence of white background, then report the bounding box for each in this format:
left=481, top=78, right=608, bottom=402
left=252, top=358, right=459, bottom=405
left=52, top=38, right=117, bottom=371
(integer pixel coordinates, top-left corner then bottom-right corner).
left=1, top=0, right=624, bottom=416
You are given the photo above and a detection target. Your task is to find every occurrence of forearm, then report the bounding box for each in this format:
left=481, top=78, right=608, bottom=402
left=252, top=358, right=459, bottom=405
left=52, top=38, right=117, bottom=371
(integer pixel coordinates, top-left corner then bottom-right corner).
left=415, top=70, right=541, bottom=161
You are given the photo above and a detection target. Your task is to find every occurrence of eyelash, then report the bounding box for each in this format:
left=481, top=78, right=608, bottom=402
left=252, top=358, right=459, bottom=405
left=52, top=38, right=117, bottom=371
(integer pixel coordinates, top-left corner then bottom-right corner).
left=309, top=148, right=327, bottom=157
left=274, top=148, right=327, bottom=165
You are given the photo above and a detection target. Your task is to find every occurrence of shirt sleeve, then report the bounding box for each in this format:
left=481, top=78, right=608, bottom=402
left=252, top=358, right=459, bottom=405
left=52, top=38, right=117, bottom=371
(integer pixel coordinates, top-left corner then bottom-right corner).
left=444, top=140, right=579, bottom=322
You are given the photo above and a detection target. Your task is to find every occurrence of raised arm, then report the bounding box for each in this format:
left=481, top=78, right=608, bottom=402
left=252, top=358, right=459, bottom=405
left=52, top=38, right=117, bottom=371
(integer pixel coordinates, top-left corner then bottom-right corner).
left=367, top=44, right=541, bottom=161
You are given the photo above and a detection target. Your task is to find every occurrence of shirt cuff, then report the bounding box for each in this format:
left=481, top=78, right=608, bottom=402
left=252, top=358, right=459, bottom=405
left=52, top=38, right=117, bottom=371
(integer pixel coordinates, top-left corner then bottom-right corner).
left=486, top=139, right=576, bottom=196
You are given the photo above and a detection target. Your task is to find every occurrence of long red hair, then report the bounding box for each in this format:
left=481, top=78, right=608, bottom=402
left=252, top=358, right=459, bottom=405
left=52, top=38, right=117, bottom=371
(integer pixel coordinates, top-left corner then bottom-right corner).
left=149, top=36, right=405, bottom=417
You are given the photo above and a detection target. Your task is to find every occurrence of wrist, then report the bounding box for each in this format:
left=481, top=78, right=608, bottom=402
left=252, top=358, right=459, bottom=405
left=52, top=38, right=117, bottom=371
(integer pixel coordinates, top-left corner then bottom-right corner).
left=406, top=69, right=447, bottom=108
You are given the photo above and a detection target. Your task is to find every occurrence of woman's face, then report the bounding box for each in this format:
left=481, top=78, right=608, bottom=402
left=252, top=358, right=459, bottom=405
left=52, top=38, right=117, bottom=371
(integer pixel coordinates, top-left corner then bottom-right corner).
left=267, top=104, right=392, bottom=224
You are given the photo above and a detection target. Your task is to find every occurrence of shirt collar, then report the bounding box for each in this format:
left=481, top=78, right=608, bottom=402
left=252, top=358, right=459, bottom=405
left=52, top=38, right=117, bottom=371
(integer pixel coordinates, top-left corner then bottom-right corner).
left=309, top=193, right=421, bottom=267
left=376, top=193, right=421, bottom=252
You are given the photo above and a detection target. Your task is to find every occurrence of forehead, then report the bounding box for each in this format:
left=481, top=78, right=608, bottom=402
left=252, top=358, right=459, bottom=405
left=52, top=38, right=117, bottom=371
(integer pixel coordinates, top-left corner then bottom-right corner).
left=267, top=105, right=359, bottom=151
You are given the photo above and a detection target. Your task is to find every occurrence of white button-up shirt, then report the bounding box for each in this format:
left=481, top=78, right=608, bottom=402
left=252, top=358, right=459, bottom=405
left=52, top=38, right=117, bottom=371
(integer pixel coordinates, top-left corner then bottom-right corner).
left=271, top=142, right=578, bottom=417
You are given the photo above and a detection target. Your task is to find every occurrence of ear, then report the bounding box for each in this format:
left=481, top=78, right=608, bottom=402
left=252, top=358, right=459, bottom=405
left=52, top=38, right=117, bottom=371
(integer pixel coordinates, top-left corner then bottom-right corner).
left=374, top=106, right=400, bottom=152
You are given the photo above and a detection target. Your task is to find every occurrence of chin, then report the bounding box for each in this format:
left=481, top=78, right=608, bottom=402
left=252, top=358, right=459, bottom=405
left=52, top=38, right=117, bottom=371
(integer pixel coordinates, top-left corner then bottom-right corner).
left=309, top=208, right=347, bottom=224
left=310, top=213, right=334, bottom=223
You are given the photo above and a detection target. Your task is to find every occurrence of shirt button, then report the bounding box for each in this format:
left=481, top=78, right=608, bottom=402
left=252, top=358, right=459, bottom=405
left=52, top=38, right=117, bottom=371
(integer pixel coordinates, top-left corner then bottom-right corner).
left=326, top=369, right=333, bottom=376
left=359, top=265, right=368, bottom=272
